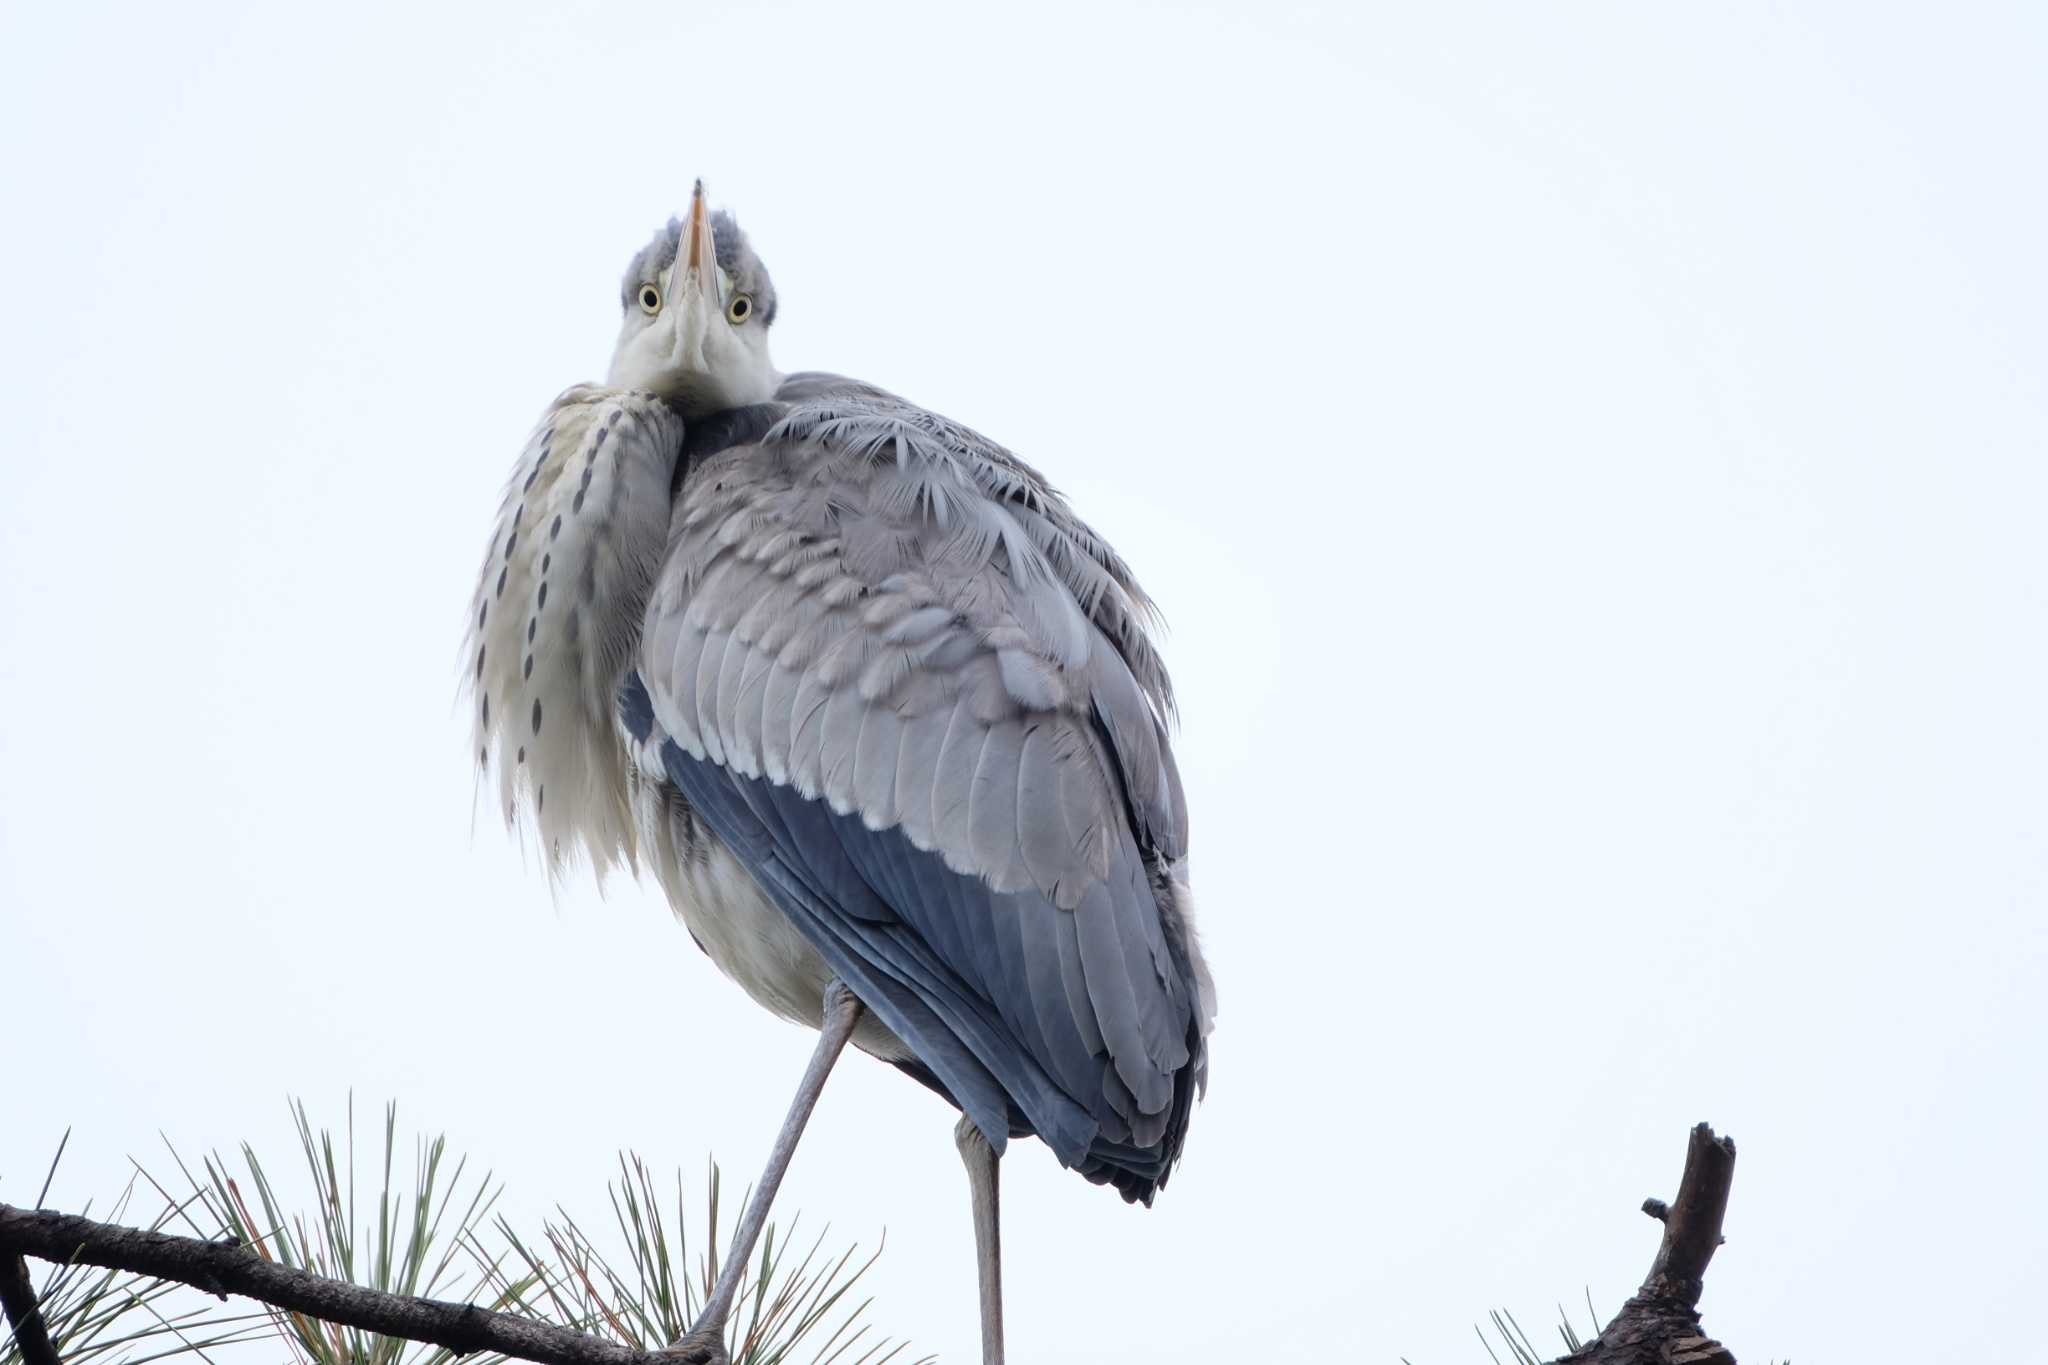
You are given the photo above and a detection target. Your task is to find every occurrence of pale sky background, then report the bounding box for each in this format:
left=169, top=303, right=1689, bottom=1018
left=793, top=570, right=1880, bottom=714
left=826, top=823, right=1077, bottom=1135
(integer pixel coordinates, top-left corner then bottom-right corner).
left=3, top=3, right=2045, bottom=1362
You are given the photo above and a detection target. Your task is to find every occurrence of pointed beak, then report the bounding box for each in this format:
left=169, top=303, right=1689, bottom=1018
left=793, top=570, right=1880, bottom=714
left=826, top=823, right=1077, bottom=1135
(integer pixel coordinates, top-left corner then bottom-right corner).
left=667, top=179, right=721, bottom=307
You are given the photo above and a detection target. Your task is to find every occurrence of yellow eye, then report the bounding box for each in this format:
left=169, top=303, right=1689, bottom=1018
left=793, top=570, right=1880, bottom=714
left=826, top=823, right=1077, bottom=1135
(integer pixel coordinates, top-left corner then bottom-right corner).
left=726, top=294, right=754, bottom=324
left=637, top=283, right=662, bottom=315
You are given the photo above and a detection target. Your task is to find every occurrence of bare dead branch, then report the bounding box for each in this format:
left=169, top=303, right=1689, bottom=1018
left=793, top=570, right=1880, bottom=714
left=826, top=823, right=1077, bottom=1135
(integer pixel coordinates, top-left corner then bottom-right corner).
left=1553, top=1122, right=1739, bottom=1365
left=1639, top=1122, right=1736, bottom=1308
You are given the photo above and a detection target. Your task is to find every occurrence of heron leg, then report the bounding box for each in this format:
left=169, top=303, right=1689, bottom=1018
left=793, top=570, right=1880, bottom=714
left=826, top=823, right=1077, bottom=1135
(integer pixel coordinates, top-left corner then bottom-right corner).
left=953, top=1115, right=1005, bottom=1365
left=662, top=979, right=863, bottom=1365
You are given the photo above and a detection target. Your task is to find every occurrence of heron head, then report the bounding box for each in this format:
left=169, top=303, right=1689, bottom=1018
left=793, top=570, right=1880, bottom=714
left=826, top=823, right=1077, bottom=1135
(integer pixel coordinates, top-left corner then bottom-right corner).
left=606, top=182, right=780, bottom=415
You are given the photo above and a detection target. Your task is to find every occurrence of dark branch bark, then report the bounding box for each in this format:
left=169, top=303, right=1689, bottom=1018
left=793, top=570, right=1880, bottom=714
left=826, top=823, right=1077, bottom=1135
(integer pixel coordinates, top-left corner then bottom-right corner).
left=0, top=1204, right=661, bottom=1365
left=1554, top=1122, right=1739, bottom=1365
left=1640, top=1122, right=1736, bottom=1307
left=1, top=1252, right=63, bottom=1365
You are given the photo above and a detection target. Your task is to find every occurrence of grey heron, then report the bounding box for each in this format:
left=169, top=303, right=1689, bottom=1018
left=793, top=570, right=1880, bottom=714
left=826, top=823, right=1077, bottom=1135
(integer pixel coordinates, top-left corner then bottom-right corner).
left=465, top=182, right=1214, bottom=1364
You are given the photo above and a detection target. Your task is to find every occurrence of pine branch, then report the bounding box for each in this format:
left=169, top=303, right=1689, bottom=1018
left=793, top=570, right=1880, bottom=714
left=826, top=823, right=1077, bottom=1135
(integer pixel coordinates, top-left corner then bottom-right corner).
left=0, top=1204, right=664, bottom=1365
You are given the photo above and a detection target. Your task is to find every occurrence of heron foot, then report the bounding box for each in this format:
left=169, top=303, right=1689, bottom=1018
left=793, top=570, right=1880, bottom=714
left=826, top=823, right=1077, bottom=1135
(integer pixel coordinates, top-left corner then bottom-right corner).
left=653, top=1326, right=727, bottom=1365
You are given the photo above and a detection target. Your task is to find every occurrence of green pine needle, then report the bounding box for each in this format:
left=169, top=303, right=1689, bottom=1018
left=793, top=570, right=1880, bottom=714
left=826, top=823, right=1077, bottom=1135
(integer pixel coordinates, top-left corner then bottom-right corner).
left=8, top=1099, right=927, bottom=1365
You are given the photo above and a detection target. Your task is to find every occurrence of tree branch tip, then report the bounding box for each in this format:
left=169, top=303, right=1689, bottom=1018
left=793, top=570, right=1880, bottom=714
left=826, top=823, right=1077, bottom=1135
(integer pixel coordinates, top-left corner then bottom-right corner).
left=1641, top=1198, right=1670, bottom=1222
left=1689, top=1121, right=1735, bottom=1157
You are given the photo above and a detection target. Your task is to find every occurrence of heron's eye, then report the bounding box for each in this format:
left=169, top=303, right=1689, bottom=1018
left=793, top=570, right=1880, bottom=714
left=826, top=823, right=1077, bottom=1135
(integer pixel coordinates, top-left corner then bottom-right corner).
left=726, top=294, right=753, bottom=324
left=637, top=284, right=662, bottom=315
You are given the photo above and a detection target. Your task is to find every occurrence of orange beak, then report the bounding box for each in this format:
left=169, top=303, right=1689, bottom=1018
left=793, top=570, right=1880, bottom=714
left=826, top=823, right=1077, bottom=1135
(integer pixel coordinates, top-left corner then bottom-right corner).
left=668, top=179, right=720, bottom=302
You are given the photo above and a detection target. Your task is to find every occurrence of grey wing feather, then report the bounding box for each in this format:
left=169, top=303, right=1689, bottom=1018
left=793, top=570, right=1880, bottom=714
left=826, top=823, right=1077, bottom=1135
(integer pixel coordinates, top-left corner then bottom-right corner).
left=638, top=374, right=1209, bottom=1198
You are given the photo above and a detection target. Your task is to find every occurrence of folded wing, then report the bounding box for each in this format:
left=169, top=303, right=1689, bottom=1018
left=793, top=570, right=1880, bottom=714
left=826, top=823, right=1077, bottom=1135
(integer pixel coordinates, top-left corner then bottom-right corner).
left=637, top=375, right=1209, bottom=1199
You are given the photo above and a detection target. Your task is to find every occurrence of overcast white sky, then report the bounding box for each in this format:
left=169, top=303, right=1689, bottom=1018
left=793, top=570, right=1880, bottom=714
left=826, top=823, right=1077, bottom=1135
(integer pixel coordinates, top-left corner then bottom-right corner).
left=4, top=2, right=2045, bottom=1362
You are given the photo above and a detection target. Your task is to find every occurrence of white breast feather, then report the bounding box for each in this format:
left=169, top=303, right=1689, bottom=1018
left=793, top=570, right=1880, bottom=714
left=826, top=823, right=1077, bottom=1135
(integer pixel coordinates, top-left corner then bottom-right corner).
left=463, top=385, right=684, bottom=880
